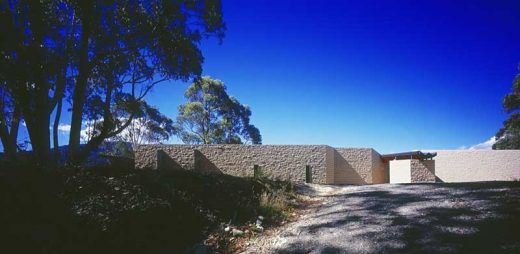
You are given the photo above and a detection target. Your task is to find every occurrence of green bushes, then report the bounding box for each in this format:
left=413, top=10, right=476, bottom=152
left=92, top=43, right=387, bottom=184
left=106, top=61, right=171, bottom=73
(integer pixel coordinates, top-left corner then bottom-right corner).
left=253, top=176, right=295, bottom=225
left=258, top=191, right=289, bottom=224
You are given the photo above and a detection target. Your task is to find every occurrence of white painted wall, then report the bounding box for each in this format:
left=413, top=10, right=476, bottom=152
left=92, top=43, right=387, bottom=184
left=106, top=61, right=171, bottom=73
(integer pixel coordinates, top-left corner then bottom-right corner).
left=389, top=160, right=411, bottom=183
left=432, top=150, right=520, bottom=182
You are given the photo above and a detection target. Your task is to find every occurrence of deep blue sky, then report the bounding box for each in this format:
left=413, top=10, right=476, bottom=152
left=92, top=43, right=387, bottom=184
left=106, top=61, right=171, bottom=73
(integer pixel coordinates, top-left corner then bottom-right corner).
left=7, top=0, right=520, bottom=153
left=155, top=0, right=520, bottom=153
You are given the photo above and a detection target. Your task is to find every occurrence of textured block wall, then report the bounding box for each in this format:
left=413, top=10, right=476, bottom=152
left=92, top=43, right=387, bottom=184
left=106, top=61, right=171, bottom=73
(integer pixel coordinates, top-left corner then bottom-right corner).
left=333, top=148, right=375, bottom=184
left=431, top=150, right=520, bottom=182
left=410, top=159, right=435, bottom=183
left=325, top=146, right=336, bottom=184
left=135, top=144, right=331, bottom=184
left=135, top=144, right=391, bottom=184
left=371, top=149, right=388, bottom=184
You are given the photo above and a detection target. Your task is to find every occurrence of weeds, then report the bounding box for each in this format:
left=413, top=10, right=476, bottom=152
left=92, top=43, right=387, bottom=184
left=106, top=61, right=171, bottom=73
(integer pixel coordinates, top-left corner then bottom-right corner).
left=258, top=190, right=290, bottom=225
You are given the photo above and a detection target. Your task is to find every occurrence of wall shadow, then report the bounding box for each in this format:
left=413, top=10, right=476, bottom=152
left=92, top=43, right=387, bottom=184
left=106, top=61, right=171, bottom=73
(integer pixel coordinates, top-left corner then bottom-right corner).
left=193, top=150, right=222, bottom=174
left=157, top=150, right=184, bottom=170
left=333, top=150, right=367, bottom=184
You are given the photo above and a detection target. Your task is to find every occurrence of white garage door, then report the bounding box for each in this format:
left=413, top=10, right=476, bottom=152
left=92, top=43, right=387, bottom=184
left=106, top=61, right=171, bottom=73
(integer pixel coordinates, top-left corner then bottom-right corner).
left=389, top=160, right=411, bottom=183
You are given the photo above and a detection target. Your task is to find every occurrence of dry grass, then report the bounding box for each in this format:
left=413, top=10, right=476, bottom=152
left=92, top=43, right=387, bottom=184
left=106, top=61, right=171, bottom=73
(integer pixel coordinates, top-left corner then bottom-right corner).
left=258, top=190, right=290, bottom=225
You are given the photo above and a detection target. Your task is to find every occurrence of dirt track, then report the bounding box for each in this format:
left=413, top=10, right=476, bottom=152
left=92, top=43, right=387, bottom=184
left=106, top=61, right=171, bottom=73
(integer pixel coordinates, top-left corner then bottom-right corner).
left=245, top=182, right=520, bottom=254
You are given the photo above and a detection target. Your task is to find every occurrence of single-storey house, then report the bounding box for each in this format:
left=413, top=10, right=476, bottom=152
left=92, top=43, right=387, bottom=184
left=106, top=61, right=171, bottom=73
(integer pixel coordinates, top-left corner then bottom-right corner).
left=134, top=144, right=520, bottom=184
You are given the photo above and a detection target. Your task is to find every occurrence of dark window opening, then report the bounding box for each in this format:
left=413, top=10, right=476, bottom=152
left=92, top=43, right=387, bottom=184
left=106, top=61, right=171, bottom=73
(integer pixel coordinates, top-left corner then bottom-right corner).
left=306, top=165, right=312, bottom=183
left=254, top=164, right=261, bottom=178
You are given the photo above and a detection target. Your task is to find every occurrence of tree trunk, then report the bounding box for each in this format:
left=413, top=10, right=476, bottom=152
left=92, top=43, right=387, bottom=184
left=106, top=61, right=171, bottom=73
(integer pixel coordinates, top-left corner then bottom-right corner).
left=0, top=117, right=17, bottom=158
left=24, top=111, right=51, bottom=166
left=22, top=1, right=52, bottom=166
left=74, top=74, right=116, bottom=163
left=68, top=6, right=91, bottom=164
left=0, top=97, right=16, bottom=157
left=52, top=61, right=67, bottom=162
left=53, top=98, right=62, bottom=160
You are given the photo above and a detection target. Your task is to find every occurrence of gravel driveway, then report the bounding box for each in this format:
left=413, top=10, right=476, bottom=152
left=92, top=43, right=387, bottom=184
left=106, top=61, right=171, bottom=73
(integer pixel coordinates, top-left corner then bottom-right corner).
left=245, top=182, right=520, bottom=254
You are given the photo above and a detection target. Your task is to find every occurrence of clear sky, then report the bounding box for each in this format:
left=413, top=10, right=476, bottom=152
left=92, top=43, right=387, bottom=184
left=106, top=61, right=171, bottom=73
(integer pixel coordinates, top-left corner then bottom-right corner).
left=6, top=0, right=520, bottom=154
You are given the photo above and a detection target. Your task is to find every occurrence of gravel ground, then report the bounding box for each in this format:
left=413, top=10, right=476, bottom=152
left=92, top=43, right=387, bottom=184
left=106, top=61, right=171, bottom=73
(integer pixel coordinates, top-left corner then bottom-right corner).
left=244, top=182, right=520, bottom=254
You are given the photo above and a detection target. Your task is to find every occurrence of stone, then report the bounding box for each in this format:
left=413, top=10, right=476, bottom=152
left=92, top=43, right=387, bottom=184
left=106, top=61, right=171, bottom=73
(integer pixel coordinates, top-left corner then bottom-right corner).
left=232, top=229, right=245, bottom=236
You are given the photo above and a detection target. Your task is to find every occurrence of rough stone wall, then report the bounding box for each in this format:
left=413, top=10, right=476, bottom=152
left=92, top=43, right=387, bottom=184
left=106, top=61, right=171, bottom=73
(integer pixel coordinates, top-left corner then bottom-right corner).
left=431, top=150, right=520, bottom=182
left=410, top=159, right=435, bottom=183
left=333, top=148, right=374, bottom=184
left=135, top=144, right=330, bottom=184
left=371, top=149, right=388, bottom=184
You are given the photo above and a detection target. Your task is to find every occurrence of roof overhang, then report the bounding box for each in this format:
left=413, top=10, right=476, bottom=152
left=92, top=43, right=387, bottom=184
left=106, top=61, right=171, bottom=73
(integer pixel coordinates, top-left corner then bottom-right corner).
left=381, top=151, right=437, bottom=162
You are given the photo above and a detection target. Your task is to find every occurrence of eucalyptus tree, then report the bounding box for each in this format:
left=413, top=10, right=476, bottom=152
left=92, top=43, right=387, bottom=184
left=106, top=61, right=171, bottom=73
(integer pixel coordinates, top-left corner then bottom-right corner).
left=494, top=65, right=520, bottom=149
left=176, top=76, right=262, bottom=144
left=0, top=1, right=69, bottom=163
left=67, top=0, right=225, bottom=163
left=0, top=0, right=225, bottom=164
left=84, top=97, right=176, bottom=147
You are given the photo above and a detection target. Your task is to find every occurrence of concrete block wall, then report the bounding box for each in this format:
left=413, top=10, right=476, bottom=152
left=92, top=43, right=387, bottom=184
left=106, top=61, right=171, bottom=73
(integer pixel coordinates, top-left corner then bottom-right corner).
left=371, top=149, right=388, bottom=184
left=431, top=150, right=520, bottom=182
left=330, top=148, right=379, bottom=184
left=135, top=145, right=520, bottom=184
left=135, top=144, right=387, bottom=184
left=410, top=159, right=435, bottom=183
left=389, top=159, right=435, bottom=183
left=325, top=146, right=336, bottom=184
left=135, top=144, right=331, bottom=183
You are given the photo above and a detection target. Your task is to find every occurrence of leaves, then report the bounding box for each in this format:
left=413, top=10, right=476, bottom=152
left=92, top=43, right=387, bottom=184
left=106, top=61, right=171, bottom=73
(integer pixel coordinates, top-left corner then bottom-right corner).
left=494, top=112, right=520, bottom=149
left=175, top=76, right=262, bottom=144
left=0, top=0, right=225, bottom=163
left=495, top=66, right=520, bottom=149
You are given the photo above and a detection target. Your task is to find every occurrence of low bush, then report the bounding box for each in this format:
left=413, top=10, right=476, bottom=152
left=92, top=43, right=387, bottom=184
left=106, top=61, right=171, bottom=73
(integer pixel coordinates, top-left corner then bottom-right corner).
left=258, top=191, right=290, bottom=225
left=0, top=164, right=295, bottom=253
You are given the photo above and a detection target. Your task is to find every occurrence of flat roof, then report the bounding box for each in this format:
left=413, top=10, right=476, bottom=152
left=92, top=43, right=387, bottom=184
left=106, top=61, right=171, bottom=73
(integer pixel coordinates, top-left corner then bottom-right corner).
left=381, top=151, right=437, bottom=162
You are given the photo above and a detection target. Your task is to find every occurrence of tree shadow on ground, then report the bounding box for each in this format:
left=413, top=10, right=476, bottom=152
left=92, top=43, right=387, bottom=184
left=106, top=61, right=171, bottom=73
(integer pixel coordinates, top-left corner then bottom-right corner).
left=273, top=182, right=520, bottom=254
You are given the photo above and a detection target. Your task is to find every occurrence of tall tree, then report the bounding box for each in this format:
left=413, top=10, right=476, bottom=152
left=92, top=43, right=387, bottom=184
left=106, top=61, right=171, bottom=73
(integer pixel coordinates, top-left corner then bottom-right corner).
left=97, top=103, right=176, bottom=147
left=176, top=76, right=262, bottom=144
left=0, top=0, right=225, bottom=164
left=494, top=65, right=520, bottom=149
left=0, top=1, right=68, bottom=164
left=67, top=0, right=225, bottom=163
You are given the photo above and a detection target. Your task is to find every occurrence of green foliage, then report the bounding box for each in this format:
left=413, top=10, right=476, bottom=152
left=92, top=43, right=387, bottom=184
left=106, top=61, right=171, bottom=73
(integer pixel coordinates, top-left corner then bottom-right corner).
left=494, top=66, right=520, bottom=149
left=494, top=113, right=520, bottom=149
left=258, top=191, right=290, bottom=225
left=98, top=102, right=176, bottom=146
left=0, top=0, right=225, bottom=164
left=176, top=76, right=262, bottom=144
left=253, top=176, right=294, bottom=225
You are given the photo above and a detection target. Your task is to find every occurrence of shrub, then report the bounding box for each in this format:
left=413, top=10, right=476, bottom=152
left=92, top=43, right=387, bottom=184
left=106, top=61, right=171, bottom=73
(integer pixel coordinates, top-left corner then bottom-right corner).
left=0, top=163, right=295, bottom=253
left=258, top=190, right=290, bottom=225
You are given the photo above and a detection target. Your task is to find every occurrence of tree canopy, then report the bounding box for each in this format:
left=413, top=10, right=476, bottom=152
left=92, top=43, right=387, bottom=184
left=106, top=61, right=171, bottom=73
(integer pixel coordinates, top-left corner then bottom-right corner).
left=109, top=105, right=176, bottom=147
left=175, top=76, right=261, bottom=144
left=493, top=65, right=520, bottom=149
left=0, top=0, right=225, bottom=164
